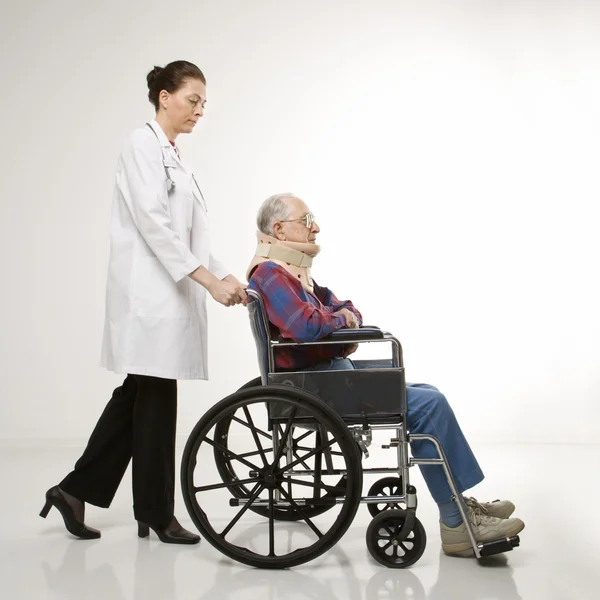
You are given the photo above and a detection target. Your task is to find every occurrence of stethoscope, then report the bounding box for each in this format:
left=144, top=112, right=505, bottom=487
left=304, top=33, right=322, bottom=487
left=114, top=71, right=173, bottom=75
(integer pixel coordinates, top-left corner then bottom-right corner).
left=146, top=123, right=207, bottom=212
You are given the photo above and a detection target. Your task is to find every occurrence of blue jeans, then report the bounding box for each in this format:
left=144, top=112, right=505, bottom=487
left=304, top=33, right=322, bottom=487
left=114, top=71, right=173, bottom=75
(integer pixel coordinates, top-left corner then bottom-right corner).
left=302, top=358, right=484, bottom=503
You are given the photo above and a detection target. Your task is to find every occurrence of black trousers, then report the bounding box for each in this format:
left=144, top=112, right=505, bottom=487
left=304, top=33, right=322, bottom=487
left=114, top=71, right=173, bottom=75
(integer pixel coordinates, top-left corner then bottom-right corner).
left=60, top=374, right=177, bottom=528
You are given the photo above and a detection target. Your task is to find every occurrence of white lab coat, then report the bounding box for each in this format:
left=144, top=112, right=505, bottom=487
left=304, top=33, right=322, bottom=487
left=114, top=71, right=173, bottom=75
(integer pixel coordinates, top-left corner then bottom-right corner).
left=100, top=120, right=229, bottom=380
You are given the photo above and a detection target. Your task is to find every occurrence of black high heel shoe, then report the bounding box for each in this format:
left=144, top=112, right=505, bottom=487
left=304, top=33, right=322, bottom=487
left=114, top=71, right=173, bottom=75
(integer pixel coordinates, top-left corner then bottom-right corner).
left=40, top=486, right=101, bottom=540
left=137, top=516, right=200, bottom=545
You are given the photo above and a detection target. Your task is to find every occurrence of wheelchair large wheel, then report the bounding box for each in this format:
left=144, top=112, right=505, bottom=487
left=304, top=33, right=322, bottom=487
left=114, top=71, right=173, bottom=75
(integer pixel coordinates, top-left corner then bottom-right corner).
left=213, top=378, right=348, bottom=521
left=182, top=384, right=363, bottom=569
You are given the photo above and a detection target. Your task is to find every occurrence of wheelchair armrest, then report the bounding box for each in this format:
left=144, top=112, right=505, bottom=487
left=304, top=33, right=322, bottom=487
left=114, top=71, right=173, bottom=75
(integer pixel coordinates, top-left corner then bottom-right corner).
left=277, top=326, right=384, bottom=344
left=324, top=326, right=384, bottom=342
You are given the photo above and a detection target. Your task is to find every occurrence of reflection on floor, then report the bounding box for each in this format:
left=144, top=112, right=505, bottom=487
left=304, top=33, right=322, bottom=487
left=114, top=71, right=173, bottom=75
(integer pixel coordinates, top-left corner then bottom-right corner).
left=1, top=442, right=599, bottom=599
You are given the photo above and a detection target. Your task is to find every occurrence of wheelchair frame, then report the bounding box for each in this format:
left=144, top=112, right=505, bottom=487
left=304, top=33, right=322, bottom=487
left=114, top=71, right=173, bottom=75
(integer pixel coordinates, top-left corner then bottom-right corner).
left=180, top=289, right=520, bottom=568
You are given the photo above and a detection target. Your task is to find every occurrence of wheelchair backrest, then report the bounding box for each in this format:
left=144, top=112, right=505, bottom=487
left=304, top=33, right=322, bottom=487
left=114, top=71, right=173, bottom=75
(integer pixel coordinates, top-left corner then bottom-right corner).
left=246, top=289, right=272, bottom=385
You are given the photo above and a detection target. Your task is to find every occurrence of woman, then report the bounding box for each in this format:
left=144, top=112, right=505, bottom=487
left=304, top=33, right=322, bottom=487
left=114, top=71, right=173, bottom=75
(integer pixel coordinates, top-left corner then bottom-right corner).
left=40, top=61, right=247, bottom=544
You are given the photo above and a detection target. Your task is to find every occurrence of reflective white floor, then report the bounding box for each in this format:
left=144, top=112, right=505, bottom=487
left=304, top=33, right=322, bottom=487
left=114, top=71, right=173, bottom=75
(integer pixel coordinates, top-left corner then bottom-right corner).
left=2, top=442, right=599, bottom=600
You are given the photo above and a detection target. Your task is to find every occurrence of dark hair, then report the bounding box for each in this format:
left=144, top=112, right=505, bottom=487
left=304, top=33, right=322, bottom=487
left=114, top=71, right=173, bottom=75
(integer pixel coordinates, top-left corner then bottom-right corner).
left=146, top=60, right=206, bottom=110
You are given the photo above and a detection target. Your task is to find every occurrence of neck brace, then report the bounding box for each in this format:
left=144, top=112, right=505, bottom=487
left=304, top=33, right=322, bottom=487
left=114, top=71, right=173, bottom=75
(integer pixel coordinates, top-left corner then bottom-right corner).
left=246, top=231, right=320, bottom=293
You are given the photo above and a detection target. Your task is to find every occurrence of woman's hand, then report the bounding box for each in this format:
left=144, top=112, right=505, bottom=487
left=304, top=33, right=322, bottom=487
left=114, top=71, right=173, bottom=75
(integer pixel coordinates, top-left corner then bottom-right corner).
left=222, top=275, right=249, bottom=306
left=209, top=278, right=247, bottom=307
left=189, top=267, right=248, bottom=307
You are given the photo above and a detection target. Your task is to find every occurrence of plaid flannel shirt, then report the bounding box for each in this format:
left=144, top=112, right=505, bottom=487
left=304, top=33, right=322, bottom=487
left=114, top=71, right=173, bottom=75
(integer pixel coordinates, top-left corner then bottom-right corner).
left=248, top=262, right=363, bottom=370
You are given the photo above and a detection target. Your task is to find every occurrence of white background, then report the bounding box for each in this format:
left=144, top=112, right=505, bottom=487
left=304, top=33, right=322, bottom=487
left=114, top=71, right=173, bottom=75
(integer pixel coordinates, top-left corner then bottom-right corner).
left=1, top=0, right=598, bottom=445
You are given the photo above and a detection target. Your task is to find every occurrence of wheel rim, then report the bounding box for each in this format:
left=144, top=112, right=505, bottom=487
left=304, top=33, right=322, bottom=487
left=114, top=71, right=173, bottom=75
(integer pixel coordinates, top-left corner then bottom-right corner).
left=182, top=386, right=362, bottom=568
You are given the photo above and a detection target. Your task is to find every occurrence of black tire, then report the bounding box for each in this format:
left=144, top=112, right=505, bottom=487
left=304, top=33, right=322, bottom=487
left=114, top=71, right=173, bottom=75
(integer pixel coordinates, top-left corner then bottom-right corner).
left=182, top=384, right=363, bottom=568
left=213, top=378, right=347, bottom=521
left=366, top=509, right=426, bottom=569
left=367, top=477, right=404, bottom=517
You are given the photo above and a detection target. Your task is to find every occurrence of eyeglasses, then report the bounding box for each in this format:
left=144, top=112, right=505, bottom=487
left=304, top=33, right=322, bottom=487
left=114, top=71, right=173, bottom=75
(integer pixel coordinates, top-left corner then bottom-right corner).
left=279, top=213, right=316, bottom=228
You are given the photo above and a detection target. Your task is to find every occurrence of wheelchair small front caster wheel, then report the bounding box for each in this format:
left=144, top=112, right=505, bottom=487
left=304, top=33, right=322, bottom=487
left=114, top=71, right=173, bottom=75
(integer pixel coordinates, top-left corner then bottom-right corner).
left=366, top=509, right=426, bottom=568
left=367, top=477, right=404, bottom=517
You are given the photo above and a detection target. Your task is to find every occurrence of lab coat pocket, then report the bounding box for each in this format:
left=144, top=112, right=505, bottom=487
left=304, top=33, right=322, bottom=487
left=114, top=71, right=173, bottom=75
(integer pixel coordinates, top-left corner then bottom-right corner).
left=133, top=256, right=190, bottom=319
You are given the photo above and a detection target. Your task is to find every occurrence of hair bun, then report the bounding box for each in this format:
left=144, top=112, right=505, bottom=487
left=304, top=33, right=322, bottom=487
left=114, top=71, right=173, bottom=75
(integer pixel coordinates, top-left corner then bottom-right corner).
left=146, top=66, right=163, bottom=90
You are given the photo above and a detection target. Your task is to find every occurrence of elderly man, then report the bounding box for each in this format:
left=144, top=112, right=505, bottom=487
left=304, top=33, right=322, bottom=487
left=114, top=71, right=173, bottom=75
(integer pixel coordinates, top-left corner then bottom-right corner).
left=247, top=193, right=525, bottom=557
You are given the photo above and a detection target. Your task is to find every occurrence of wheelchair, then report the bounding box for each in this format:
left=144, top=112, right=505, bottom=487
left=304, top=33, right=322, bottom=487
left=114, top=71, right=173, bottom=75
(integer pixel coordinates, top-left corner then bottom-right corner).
left=180, top=290, right=520, bottom=568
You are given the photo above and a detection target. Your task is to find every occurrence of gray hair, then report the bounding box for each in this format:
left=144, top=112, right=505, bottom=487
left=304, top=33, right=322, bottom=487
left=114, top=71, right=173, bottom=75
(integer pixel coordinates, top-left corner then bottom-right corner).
left=256, top=193, right=298, bottom=235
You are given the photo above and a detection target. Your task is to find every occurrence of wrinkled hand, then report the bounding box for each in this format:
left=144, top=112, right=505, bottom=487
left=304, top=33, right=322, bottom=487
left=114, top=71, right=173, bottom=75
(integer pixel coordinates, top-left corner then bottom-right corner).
left=209, top=279, right=248, bottom=307
left=338, top=308, right=359, bottom=329
left=340, top=343, right=359, bottom=358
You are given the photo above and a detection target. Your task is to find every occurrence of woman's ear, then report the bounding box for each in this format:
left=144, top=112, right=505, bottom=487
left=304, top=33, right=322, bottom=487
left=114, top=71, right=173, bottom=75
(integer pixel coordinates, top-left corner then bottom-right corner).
left=159, top=90, right=169, bottom=110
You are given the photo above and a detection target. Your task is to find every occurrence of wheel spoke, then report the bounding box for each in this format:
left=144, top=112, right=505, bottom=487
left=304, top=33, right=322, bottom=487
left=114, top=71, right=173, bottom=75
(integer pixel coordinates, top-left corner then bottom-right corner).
left=278, top=437, right=337, bottom=474
left=277, top=484, right=324, bottom=538
left=204, top=437, right=261, bottom=472
left=268, top=488, right=275, bottom=557
left=291, top=449, right=312, bottom=471
left=239, top=448, right=274, bottom=459
left=281, top=477, right=345, bottom=494
left=313, top=431, right=323, bottom=500
left=292, top=430, right=313, bottom=444
left=220, top=483, right=264, bottom=538
left=381, top=541, right=393, bottom=552
left=293, top=446, right=342, bottom=457
left=243, top=406, right=269, bottom=468
left=194, top=477, right=259, bottom=493
left=230, top=414, right=272, bottom=440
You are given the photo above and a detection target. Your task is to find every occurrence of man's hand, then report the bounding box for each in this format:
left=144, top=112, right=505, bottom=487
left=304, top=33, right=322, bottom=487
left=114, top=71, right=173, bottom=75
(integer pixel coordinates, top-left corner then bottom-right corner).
left=340, top=343, right=358, bottom=358
left=337, top=308, right=359, bottom=329
left=209, top=279, right=247, bottom=307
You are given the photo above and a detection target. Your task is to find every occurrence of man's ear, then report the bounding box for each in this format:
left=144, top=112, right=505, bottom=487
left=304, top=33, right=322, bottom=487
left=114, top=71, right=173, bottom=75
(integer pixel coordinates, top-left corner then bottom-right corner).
left=272, top=222, right=286, bottom=241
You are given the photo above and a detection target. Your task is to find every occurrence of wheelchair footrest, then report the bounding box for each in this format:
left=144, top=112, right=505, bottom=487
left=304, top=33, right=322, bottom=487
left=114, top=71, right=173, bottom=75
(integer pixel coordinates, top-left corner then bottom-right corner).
left=478, top=535, right=520, bottom=557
